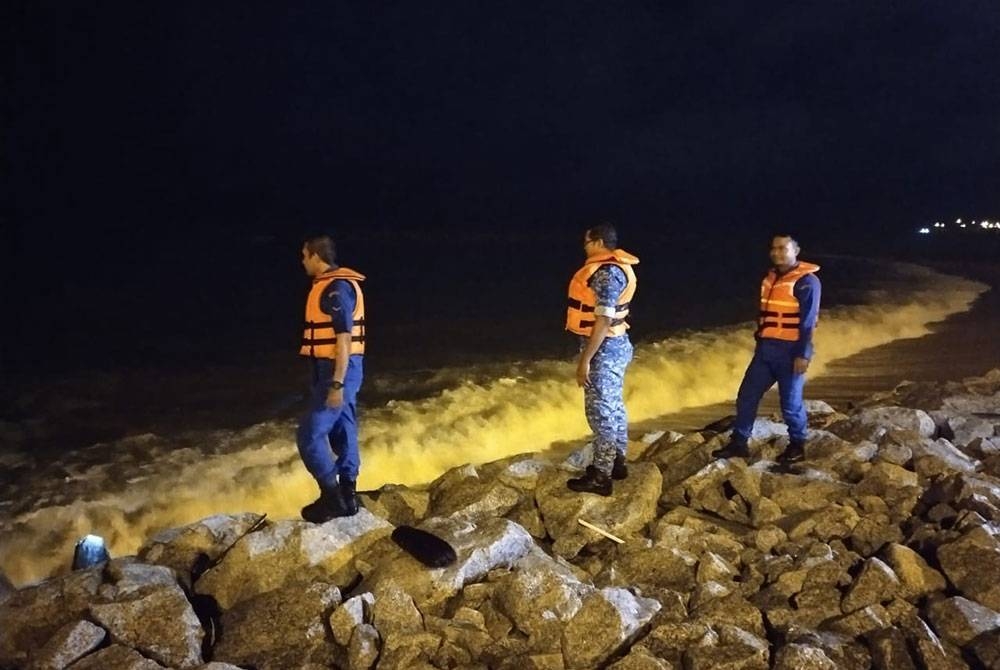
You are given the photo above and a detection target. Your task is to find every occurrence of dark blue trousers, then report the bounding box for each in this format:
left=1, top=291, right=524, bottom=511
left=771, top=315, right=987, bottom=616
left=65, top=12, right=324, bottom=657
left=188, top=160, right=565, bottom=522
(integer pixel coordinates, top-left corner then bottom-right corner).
left=296, top=355, right=364, bottom=488
left=733, top=339, right=807, bottom=444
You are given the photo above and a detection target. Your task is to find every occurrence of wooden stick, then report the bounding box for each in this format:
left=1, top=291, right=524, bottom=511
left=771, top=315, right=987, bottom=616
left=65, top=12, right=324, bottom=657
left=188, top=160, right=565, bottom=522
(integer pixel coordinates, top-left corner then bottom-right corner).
left=578, top=518, right=625, bottom=544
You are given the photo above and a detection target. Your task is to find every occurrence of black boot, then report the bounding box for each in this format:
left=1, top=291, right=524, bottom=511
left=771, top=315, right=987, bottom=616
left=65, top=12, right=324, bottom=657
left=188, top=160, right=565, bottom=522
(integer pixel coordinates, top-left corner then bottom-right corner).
left=567, top=468, right=613, bottom=496
left=611, top=453, right=628, bottom=481
left=712, top=437, right=749, bottom=459
left=338, top=478, right=359, bottom=517
left=777, top=440, right=805, bottom=465
left=301, top=483, right=344, bottom=523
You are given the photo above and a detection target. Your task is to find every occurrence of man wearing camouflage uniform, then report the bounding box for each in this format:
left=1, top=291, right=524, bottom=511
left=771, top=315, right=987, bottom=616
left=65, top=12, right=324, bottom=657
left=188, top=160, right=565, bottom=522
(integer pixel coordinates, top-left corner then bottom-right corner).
left=565, top=224, right=639, bottom=496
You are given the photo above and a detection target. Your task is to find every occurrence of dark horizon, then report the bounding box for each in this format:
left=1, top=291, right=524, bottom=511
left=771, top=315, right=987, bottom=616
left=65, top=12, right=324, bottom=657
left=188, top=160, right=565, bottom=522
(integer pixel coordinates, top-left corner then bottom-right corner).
left=5, top=2, right=1000, bottom=378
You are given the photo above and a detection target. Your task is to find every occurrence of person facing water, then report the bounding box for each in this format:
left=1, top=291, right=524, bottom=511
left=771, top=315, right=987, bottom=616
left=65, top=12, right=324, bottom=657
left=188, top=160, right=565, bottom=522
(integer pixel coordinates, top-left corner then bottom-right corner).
left=565, top=223, right=639, bottom=496
left=713, top=234, right=821, bottom=467
left=297, top=234, right=367, bottom=521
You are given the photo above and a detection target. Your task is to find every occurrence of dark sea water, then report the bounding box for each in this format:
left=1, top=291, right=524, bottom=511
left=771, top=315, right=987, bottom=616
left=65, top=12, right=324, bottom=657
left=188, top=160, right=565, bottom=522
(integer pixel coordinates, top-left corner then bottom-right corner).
left=1, top=228, right=998, bottom=586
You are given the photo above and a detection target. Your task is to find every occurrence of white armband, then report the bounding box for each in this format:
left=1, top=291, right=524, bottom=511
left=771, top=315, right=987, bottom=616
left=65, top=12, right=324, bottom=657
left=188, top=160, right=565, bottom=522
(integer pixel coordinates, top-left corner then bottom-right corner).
left=594, top=305, right=617, bottom=317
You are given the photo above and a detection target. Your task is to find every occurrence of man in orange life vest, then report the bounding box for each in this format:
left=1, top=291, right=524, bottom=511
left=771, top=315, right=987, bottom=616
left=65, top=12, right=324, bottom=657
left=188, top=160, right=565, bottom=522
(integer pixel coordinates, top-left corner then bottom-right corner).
left=565, top=224, right=639, bottom=496
left=297, top=234, right=367, bottom=522
left=713, top=234, right=821, bottom=466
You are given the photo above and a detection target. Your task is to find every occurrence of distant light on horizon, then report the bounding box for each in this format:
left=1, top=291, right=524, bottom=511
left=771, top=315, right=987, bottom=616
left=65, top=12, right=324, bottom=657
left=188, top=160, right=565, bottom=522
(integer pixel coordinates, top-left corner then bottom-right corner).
left=918, top=227, right=931, bottom=234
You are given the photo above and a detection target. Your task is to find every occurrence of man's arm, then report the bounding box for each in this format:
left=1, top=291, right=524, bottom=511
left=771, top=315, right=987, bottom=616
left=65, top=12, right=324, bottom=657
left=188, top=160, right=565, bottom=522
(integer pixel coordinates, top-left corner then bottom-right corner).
left=576, top=265, right=626, bottom=387
left=320, top=279, right=356, bottom=406
left=792, top=273, right=821, bottom=373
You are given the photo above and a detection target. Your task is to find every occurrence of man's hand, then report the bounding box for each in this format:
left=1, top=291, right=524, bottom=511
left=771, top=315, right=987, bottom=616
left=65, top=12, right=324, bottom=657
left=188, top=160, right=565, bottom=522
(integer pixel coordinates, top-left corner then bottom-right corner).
left=576, top=357, right=591, bottom=387
left=793, top=357, right=810, bottom=375
left=326, top=387, right=344, bottom=408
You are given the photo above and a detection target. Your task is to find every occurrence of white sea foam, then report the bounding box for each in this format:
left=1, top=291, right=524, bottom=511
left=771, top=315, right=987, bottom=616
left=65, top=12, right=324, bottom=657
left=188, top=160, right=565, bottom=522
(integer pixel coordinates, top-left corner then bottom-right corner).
left=0, top=263, right=988, bottom=586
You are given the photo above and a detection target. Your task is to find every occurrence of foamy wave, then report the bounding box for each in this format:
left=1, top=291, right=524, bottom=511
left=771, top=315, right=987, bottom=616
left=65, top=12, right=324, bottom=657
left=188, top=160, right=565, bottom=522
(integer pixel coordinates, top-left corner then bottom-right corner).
left=0, top=264, right=988, bottom=586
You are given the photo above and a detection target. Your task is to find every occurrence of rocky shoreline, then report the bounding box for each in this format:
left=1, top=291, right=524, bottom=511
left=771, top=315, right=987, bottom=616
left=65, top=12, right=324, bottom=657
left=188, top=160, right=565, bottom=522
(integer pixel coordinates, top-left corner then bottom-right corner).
left=3, top=370, right=1000, bottom=669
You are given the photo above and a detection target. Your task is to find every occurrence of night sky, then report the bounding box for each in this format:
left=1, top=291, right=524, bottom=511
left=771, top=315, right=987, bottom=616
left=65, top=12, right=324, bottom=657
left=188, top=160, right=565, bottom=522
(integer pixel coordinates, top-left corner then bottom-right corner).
left=5, top=2, right=1000, bottom=373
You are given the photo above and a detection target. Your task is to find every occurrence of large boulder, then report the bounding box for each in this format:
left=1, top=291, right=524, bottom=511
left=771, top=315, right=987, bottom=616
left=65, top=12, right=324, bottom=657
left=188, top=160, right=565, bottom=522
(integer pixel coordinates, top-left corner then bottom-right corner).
left=358, top=516, right=535, bottom=614
left=924, top=595, right=1000, bottom=647
left=138, top=513, right=265, bottom=585
left=560, top=588, right=661, bottom=669
left=29, top=619, right=106, bottom=670
left=89, top=564, right=204, bottom=669
left=880, top=543, right=946, bottom=601
left=492, top=548, right=592, bottom=647
left=68, top=644, right=167, bottom=669
left=841, top=557, right=900, bottom=613
left=536, top=463, right=661, bottom=558
left=195, top=511, right=391, bottom=609
left=937, top=525, right=1000, bottom=611
left=834, top=407, right=937, bottom=441
left=0, top=567, right=103, bottom=668
left=360, top=484, right=430, bottom=527
left=212, top=581, right=340, bottom=670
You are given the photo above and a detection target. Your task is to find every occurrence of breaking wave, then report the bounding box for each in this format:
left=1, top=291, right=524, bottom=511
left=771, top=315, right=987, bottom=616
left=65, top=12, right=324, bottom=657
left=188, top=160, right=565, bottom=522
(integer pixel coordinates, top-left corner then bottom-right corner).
left=0, top=262, right=988, bottom=586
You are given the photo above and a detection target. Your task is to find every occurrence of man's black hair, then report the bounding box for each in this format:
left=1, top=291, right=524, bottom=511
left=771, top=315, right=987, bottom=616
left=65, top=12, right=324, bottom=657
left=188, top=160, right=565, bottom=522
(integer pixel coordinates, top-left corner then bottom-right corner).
left=304, top=234, right=337, bottom=265
left=586, top=223, right=618, bottom=249
left=772, top=233, right=800, bottom=248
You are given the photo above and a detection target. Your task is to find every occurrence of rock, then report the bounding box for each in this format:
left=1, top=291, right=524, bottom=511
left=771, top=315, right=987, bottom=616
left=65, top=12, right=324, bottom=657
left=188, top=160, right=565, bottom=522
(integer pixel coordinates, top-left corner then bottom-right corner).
left=360, top=484, right=430, bottom=526
left=937, top=525, right=1000, bottom=610
left=376, top=630, right=442, bottom=669
left=683, top=625, right=769, bottom=670
left=138, top=513, right=265, bottom=584
left=29, top=619, right=106, bottom=670
left=681, top=460, right=761, bottom=525
left=826, top=603, right=892, bottom=637
left=692, top=593, right=765, bottom=639
left=492, top=548, right=591, bottom=644
left=0, top=567, right=103, bottom=667
left=853, top=462, right=920, bottom=521
left=211, top=581, right=340, bottom=670
left=359, top=516, right=534, bottom=614
left=371, top=585, right=425, bottom=636
left=938, top=413, right=997, bottom=450
left=786, top=504, right=861, bottom=543
left=910, top=437, right=981, bottom=478
left=347, top=623, right=380, bottom=670
left=67, top=644, right=167, bottom=669
left=560, top=588, right=661, bottom=669
left=771, top=643, right=838, bottom=670
left=329, top=592, right=375, bottom=647
left=89, top=577, right=204, bottom=669
left=597, top=543, right=697, bottom=593
left=428, top=473, right=523, bottom=521
left=867, top=627, right=917, bottom=670
left=195, top=511, right=391, bottom=609
left=881, top=543, right=947, bottom=601
left=967, top=629, right=1000, bottom=669
left=607, top=647, right=674, bottom=669
left=898, top=614, right=969, bottom=670
left=926, top=472, right=1000, bottom=523
left=925, top=595, right=1000, bottom=647
left=786, top=631, right=872, bottom=670
left=648, top=434, right=712, bottom=489
left=841, top=557, right=900, bottom=612
left=536, top=462, right=661, bottom=558
left=762, top=473, right=849, bottom=515
left=842, top=407, right=937, bottom=441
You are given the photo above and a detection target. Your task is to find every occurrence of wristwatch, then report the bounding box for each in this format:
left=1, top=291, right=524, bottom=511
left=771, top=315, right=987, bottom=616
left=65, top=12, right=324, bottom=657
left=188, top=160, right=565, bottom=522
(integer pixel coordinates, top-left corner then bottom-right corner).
left=331, top=380, right=345, bottom=390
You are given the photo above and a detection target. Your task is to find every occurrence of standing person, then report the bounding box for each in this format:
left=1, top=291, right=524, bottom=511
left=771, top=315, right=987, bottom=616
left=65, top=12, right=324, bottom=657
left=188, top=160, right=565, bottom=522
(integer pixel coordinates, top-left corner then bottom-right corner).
left=565, top=224, right=639, bottom=496
left=713, top=234, right=821, bottom=466
left=297, top=234, right=366, bottom=522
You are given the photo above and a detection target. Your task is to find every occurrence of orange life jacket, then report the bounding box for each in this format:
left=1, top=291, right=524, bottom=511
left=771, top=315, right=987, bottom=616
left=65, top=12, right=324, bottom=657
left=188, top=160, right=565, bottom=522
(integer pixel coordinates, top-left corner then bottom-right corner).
left=566, top=249, right=639, bottom=337
left=300, top=267, right=366, bottom=358
left=757, top=261, right=819, bottom=342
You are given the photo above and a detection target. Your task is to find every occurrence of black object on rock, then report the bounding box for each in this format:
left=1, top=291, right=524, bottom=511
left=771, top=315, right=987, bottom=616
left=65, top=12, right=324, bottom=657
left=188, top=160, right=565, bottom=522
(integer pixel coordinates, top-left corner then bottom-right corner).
left=391, top=525, right=458, bottom=568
